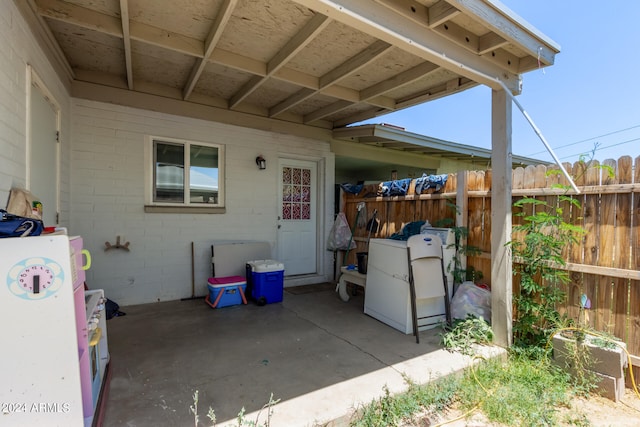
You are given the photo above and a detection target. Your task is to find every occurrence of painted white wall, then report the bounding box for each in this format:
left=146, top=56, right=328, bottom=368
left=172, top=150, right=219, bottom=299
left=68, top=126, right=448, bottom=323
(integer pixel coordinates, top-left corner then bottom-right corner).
left=0, top=0, right=71, bottom=221
left=0, top=1, right=336, bottom=307
left=70, top=99, right=335, bottom=305
left=0, top=0, right=334, bottom=307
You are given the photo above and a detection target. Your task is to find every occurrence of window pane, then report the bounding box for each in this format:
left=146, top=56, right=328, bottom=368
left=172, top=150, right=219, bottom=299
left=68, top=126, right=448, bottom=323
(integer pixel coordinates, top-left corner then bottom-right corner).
left=189, top=145, right=219, bottom=204
left=154, top=142, right=184, bottom=202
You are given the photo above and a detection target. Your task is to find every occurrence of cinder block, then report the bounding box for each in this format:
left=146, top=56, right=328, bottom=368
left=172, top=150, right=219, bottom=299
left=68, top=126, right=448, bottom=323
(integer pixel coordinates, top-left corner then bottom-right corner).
left=588, top=342, right=627, bottom=378
left=552, top=334, right=627, bottom=378
left=592, top=371, right=625, bottom=402
left=551, top=334, right=627, bottom=402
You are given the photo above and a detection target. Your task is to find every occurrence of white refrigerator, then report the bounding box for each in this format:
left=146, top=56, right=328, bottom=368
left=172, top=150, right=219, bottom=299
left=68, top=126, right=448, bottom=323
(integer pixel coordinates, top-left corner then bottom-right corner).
left=364, top=232, right=455, bottom=334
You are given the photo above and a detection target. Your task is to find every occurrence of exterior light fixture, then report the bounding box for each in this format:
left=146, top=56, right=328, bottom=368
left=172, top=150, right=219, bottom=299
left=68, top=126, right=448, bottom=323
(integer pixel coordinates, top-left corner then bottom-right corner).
left=255, top=155, right=266, bottom=170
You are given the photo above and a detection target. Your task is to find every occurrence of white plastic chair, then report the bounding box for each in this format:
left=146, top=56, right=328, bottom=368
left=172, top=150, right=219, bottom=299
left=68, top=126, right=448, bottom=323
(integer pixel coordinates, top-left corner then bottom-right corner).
left=406, top=234, right=452, bottom=343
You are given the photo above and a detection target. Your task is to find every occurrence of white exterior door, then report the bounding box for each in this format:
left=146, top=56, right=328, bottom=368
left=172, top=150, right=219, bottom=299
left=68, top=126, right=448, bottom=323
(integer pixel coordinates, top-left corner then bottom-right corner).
left=28, top=76, right=59, bottom=226
left=277, top=159, right=317, bottom=276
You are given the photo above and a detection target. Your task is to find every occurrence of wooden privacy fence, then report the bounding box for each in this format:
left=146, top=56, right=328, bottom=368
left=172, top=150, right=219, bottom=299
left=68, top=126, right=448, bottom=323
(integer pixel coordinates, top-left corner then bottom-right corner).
left=341, top=155, right=640, bottom=385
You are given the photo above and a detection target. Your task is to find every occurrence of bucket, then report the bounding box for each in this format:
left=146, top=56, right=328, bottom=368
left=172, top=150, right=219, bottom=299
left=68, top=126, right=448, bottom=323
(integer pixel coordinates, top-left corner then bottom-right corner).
left=356, top=252, right=368, bottom=274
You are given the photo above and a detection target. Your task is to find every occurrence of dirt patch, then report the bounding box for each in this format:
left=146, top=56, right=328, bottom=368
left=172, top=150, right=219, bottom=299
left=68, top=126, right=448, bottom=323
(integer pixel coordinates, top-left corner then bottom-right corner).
left=564, top=388, right=640, bottom=426
left=404, top=388, right=640, bottom=426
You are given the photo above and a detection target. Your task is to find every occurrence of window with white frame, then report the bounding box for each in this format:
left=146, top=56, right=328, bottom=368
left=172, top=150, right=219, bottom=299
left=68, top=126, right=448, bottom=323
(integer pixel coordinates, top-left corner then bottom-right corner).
left=145, top=136, right=224, bottom=210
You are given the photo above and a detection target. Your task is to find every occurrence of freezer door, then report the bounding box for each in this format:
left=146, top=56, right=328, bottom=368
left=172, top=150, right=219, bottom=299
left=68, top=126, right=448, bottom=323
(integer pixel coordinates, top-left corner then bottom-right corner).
left=364, top=239, right=412, bottom=333
left=367, top=238, right=409, bottom=281
left=364, top=238, right=450, bottom=334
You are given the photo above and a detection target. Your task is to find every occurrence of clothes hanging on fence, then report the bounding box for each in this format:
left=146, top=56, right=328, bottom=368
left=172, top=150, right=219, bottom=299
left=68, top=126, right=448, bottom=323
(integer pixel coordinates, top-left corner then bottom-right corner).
left=378, top=178, right=412, bottom=197
left=414, top=173, right=448, bottom=194
left=388, top=221, right=425, bottom=241
left=340, top=181, right=364, bottom=195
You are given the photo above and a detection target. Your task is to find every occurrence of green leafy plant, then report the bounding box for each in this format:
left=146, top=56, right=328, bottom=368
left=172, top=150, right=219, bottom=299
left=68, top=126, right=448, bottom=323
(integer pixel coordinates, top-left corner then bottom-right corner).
left=509, top=148, right=615, bottom=351
left=508, top=190, right=585, bottom=349
left=440, top=315, right=494, bottom=356
left=433, top=202, right=483, bottom=286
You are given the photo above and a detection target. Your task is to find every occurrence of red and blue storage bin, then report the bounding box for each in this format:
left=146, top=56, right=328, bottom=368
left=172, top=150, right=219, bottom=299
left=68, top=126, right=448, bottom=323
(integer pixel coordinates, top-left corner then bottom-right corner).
left=205, top=275, right=247, bottom=309
left=245, top=260, right=285, bottom=305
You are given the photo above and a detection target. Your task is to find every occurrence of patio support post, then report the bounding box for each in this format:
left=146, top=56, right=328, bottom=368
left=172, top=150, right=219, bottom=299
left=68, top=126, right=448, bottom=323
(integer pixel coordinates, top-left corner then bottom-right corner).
left=490, top=88, right=513, bottom=347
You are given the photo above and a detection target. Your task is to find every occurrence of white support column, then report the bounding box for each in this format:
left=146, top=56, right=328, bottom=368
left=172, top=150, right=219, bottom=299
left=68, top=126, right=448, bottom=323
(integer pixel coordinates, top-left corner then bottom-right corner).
left=491, top=89, right=513, bottom=347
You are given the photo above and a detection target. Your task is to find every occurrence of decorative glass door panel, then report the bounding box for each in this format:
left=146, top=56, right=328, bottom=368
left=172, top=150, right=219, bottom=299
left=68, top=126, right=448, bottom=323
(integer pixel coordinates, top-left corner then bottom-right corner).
left=282, top=167, right=312, bottom=220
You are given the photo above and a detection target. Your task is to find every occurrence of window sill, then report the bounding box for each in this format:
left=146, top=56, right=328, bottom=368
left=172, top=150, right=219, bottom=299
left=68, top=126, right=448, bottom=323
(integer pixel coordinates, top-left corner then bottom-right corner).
left=144, top=205, right=226, bottom=214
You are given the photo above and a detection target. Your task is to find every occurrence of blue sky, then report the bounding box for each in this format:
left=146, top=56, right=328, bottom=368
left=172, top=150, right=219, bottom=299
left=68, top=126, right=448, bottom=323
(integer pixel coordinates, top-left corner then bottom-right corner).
left=358, top=1, right=640, bottom=165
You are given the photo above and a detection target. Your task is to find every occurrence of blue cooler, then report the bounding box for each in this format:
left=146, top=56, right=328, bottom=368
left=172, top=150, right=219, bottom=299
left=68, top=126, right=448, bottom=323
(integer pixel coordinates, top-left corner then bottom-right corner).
left=205, top=275, right=247, bottom=309
left=246, top=260, right=284, bottom=305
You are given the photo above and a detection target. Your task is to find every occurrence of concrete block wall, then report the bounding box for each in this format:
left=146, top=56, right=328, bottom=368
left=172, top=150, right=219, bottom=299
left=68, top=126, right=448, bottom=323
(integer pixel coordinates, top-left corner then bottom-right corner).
left=552, top=334, right=627, bottom=402
left=71, top=99, right=335, bottom=305
left=0, top=1, right=71, bottom=217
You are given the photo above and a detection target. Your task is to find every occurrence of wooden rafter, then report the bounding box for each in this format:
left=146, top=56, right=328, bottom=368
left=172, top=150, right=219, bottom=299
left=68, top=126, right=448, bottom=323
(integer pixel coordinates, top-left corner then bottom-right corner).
left=445, top=0, right=559, bottom=68
left=28, top=0, right=559, bottom=129
left=428, top=0, right=461, bottom=27
left=119, top=0, right=133, bottom=90
left=183, top=0, right=237, bottom=100
left=229, top=13, right=330, bottom=109
left=296, top=0, right=522, bottom=92
left=35, top=0, right=394, bottom=116
left=271, top=40, right=393, bottom=118
left=305, top=61, right=440, bottom=123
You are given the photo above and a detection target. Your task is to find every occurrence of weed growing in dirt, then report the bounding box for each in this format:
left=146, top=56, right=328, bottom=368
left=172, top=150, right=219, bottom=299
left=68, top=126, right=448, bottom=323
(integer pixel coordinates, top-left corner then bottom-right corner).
left=349, top=353, right=584, bottom=427
left=457, top=354, right=573, bottom=426
left=191, top=391, right=280, bottom=427
left=350, top=376, right=460, bottom=427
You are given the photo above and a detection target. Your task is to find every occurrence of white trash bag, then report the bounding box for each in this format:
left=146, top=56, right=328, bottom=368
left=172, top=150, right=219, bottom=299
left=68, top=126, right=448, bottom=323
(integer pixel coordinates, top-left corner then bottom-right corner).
left=327, top=212, right=356, bottom=251
left=450, top=281, right=491, bottom=324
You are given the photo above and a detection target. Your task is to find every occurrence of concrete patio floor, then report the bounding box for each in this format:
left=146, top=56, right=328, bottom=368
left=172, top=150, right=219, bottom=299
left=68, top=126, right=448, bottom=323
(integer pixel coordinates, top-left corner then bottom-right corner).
left=102, top=284, right=503, bottom=427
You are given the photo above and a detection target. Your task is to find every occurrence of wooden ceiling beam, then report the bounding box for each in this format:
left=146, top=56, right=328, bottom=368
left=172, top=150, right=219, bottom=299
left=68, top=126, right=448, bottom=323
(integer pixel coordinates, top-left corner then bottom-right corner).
left=478, top=31, right=508, bottom=55
left=270, top=40, right=393, bottom=117
left=428, top=0, right=461, bottom=27
left=433, top=20, right=519, bottom=74
left=229, top=13, right=330, bottom=108
left=305, top=60, right=439, bottom=123
left=295, top=0, right=522, bottom=92
left=333, top=107, right=391, bottom=128
left=372, top=0, right=462, bottom=29
left=444, top=0, right=558, bottom=65
left=371, top=0, right=517, bottom=72
left=334, top=76, right=476, bottom=127
left=268, top=13, right=331, bottom=76
left=319, top=40, right=393, bottom=88
left=36, top=0, right=122, bottom=36
left=269, top=88, right=316, bottom=117
left=36, top=1, right=389, bottom=112
left=304, top=100, right=352, bottom=123
left=395, top=77, right=475, bottom=108
left=360, top=61, right=439, bottom=100
left=183, top=0, right=237, bottom=100
left=118, top=0, right=133, bottom=90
